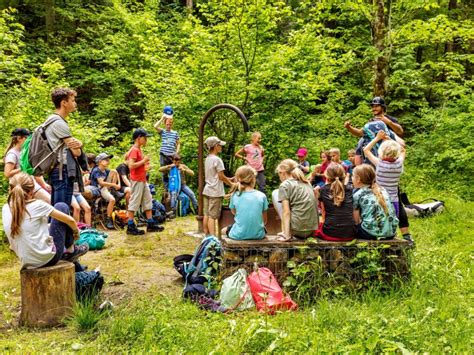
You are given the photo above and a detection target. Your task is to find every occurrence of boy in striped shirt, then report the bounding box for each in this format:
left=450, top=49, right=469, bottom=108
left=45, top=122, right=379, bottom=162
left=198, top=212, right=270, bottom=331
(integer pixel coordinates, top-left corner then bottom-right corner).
left=363, top=130, right=406, bottom=217
left=154, top=105, right=180, bottom=189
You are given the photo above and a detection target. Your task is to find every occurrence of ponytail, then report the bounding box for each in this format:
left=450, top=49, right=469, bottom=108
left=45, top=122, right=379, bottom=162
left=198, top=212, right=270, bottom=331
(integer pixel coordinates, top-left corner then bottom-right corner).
left=371, top=182, right=389, bottom=215
left=7, top=173, right=35, bottom=238
left=3, top=136, right=19, bottom=162
left=230, top=165, right=257, bottom=197
left=325, top=163, right=346, bottom=207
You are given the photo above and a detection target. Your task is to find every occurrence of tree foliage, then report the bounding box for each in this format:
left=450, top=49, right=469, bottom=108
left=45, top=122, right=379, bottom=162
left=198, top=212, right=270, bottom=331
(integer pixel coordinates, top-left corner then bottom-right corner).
left=0, top=0, right=472, bottom=197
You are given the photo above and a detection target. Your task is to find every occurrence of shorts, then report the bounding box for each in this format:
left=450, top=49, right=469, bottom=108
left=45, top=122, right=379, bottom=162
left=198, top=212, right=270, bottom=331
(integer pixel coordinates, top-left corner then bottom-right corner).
left=128, top=180, right=153, bottom=212
left=73, top=193, right=86, bottom=205
left=100, top=187, right=115, bottom=202
left=203, top=196, right=222, bottom=219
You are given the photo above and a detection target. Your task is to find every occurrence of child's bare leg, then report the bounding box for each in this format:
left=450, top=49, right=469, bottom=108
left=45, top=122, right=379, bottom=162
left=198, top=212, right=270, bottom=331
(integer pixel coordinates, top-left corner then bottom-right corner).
left=208, top=217, right=216, bottom=236
left=71, top=198, right=81, bottom=222
left=80, top=200, right=92, bottom=225
left=203, top=216, right=209, bottom=235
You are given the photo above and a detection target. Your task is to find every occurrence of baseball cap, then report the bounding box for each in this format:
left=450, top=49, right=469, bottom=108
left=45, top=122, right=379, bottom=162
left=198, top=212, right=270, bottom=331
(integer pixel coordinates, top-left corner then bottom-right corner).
left=205, top=136, right=226, bottom=150
left=163, top=105, right=174, bottom=119
left=132, top=128, right=152, bottom=140
left=296, top=148, right=308, bottom=157
left=96, top=153, right=113, bottom=163
left=370, top=96, right=386, bottom=108
left=11, top=128, right=31, bottom=137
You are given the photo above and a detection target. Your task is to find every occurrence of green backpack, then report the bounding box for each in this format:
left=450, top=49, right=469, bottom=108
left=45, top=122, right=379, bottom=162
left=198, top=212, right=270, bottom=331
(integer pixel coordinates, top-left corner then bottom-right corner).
left=219, top=268, right=255, bottom=311
left=76, top=229, right=109, bottom=250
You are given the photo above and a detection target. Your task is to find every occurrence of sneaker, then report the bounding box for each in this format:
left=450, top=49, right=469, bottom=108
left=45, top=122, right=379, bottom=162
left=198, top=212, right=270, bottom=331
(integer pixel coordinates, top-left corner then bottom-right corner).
left=147, top=222, right=165, bottom=233
left=62, top=244, right=89, bottom=263
left=166, top=211, right=176, bottom=219
left=105, top=217, right=115, bottom=230
left=403, top=234, right=414, bottom=243
left=127, top=223, right=145, bottom=235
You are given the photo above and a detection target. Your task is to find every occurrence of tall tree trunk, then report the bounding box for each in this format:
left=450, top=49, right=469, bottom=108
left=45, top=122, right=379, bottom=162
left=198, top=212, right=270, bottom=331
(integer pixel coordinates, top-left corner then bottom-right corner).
left=186, top=0, right=193, bottom=10
left=373, top=0, right=387, bottom=97
left=44, top=0, right=55, bottom=33
left=444, top=0, right=457, bottom=53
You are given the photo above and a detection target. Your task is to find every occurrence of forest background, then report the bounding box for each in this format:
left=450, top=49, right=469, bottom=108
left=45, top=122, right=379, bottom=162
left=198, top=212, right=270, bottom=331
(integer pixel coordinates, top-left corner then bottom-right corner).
left=0, top=0, right=472, bottom=199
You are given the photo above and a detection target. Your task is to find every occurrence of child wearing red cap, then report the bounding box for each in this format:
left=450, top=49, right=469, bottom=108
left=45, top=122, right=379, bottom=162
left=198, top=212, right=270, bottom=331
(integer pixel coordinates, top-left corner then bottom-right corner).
left=296, top=148, right=310, bottom=174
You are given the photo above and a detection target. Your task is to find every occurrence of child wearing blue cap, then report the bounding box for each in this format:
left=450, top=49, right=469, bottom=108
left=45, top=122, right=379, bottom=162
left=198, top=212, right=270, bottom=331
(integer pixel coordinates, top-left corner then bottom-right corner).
left=154, top=105, right=180, bottom=189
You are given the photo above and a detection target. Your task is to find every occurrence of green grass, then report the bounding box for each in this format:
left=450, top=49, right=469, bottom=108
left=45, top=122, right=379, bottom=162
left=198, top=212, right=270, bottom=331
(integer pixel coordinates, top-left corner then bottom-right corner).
left=0, top=196, right=472, bottom=353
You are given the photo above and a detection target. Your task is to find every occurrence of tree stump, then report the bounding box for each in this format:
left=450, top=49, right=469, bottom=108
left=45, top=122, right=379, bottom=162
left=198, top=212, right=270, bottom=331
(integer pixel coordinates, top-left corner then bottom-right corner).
left=20, top=261, right=75, bottom=327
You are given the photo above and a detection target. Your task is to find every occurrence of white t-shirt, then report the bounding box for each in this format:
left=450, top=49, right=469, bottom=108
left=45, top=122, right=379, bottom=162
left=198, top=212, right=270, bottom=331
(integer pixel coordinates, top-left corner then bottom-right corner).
left=4, top=148, right=20, bottom=169
left=2, top=200, right=55, bottom=268
left=202, top=154, right=225, bottom=198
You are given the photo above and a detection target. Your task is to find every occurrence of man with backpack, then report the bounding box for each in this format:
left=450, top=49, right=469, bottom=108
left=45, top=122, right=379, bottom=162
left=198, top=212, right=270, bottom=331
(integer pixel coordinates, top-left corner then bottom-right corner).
left=40, top=88, right=84, bottom=206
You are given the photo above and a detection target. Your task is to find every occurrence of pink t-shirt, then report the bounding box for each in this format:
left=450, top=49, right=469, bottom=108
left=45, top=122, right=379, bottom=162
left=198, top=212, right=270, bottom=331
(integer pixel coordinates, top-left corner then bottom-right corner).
left=244, top=144, right=264, bottom=172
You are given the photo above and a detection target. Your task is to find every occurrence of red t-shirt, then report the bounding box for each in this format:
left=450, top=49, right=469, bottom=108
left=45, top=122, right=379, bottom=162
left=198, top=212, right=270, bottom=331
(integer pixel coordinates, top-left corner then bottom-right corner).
left=128, top=146, right=146, bottom=182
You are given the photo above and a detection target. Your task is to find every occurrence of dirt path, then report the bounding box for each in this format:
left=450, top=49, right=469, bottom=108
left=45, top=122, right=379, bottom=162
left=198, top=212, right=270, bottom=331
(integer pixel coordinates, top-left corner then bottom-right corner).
left=0, top=216, right=200, bottom=329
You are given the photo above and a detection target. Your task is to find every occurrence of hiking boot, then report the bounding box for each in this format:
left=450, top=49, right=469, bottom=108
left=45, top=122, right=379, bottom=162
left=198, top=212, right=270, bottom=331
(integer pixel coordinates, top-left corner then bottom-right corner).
left=403, top=234, right=414, bottom=243
left=105, top=217, right=115, bottom=230
left=127, top=223, right=145, bottom=236
left=147, top=222, right=164, bottom=233
left=62, top=244, right=89, bottom=263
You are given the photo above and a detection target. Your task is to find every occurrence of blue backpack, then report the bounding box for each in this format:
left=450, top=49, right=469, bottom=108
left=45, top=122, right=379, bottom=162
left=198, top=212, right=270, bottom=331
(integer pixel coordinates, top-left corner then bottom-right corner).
left=177, top=192, right=190, bottom=217
left=174, top=235, right=222, bottom=287
left=168, top=166, right=181, bottom=194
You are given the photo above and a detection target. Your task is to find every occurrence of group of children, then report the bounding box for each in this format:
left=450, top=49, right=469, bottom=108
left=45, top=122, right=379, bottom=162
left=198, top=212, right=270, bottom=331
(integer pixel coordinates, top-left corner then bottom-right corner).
left=204, top=97, right=410, bottom=243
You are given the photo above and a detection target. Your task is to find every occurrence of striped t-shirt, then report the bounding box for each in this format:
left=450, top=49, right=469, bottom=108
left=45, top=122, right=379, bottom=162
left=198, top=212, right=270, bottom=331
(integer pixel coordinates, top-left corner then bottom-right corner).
left=159, top=129, right=179, bottom=156
left=376, top=159, right=403, bottom=202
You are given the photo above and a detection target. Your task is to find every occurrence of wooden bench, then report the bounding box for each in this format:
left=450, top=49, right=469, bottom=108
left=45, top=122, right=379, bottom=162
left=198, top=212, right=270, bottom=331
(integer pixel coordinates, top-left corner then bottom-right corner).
left=20, top=261, right=75, bottom=327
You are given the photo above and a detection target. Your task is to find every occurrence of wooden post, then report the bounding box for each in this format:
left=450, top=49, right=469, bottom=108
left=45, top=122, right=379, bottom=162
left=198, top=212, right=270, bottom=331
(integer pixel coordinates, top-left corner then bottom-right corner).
left=20, top=261, right=75, bottom=327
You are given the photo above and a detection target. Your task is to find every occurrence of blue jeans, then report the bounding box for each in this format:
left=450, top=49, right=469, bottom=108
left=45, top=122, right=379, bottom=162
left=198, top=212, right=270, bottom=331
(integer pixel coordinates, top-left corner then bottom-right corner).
left=50, top=167, right=74, bottom=207
left=170, top=185, right=198, bottom=211
left=43, top=203, right=74, bottom=267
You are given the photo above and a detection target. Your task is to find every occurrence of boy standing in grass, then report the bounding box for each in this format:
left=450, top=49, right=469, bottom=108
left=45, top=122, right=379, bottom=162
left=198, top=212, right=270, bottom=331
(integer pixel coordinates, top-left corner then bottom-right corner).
left=127, top=129, right=164, bottom=235
left=203, top=136, right=234, bottom=236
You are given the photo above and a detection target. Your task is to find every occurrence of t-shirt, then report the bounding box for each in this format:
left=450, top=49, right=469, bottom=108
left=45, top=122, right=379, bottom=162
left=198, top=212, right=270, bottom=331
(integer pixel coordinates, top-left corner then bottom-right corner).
left=376, top=159, right=403, bottom=203
left=298, top=160, right=310, bottom=172
left=353, top=186, right=399, bottom=238
left=90, top=167, right=109, bottom=187
left=2, top=200, right=55, bottom=268
left=128, top=146, right=146, bottom=182
left=319, top=184, right=356, bottom=238
left=116, top=163, right=130, bottom=187
left=159, top=129, right=179, bottom=156
left=278, top=179, right=319, bottom=233
left=202, top=154, right=225, bottom=198
left=243, top=144, right=264, bottom=172
left=44, top=114, right=72, bottom=165
left=229, top=190, right=269, bottom=240
left=4, top=148, right=20, bottom=169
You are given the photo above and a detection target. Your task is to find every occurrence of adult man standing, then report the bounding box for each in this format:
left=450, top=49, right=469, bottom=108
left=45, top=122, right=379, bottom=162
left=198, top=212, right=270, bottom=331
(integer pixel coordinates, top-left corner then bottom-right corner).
left=45, top=88, right=83, bottom=206
left=154, top=105, right=180, bottom=189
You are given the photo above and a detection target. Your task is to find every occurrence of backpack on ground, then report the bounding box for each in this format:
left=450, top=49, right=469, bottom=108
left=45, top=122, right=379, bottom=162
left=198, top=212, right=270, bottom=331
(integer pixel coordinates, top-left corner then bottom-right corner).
left=247, top=267, right=297, bottom=314
left=400, top=193, right=445, bottom=218
left=112, top=210, right=129, bottom=228
left=20, top=115, right=64, bottom=176
left=75, top=271, right=104, bottom=302
left=174, top=235, right=222, bottom=287
left=177, top=191, right=190, bottom=217
left=219, top=268, right=255, bottom=311
left=76, top=229, right=108, bottom=250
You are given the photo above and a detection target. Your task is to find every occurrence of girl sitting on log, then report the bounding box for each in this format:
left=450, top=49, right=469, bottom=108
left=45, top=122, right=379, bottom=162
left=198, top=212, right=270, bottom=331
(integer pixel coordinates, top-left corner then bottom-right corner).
left=2, top=173, right=88, bottom=269
left=223, top=165, right=269, bottom=240
left=314, top=163, right=356, bottom=241
left=352, top=164, right=398, bottom=240
left=272, top=159, right=319, bottom=241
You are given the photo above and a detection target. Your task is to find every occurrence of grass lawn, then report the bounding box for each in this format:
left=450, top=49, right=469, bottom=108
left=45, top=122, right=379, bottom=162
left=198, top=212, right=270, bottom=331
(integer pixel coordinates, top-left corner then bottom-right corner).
left=0, top=197, right=472, bottom=353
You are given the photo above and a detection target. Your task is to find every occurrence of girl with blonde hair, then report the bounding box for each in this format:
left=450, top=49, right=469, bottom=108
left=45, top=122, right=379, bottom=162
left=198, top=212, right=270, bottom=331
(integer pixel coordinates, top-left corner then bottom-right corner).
left=223, top=165, right=268, bottom=240
left=352, top=164, right=398, bottom=240
left=2, top=173, right=88, bottom=268
left=272, top=159, right=319, bottom=241
left=314, top=163, right=356, bottom=241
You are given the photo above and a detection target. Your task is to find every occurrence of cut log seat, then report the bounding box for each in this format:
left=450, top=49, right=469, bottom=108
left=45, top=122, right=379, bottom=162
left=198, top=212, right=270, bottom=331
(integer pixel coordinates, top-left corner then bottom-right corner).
left=20, top=261, right=75, bottom=327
